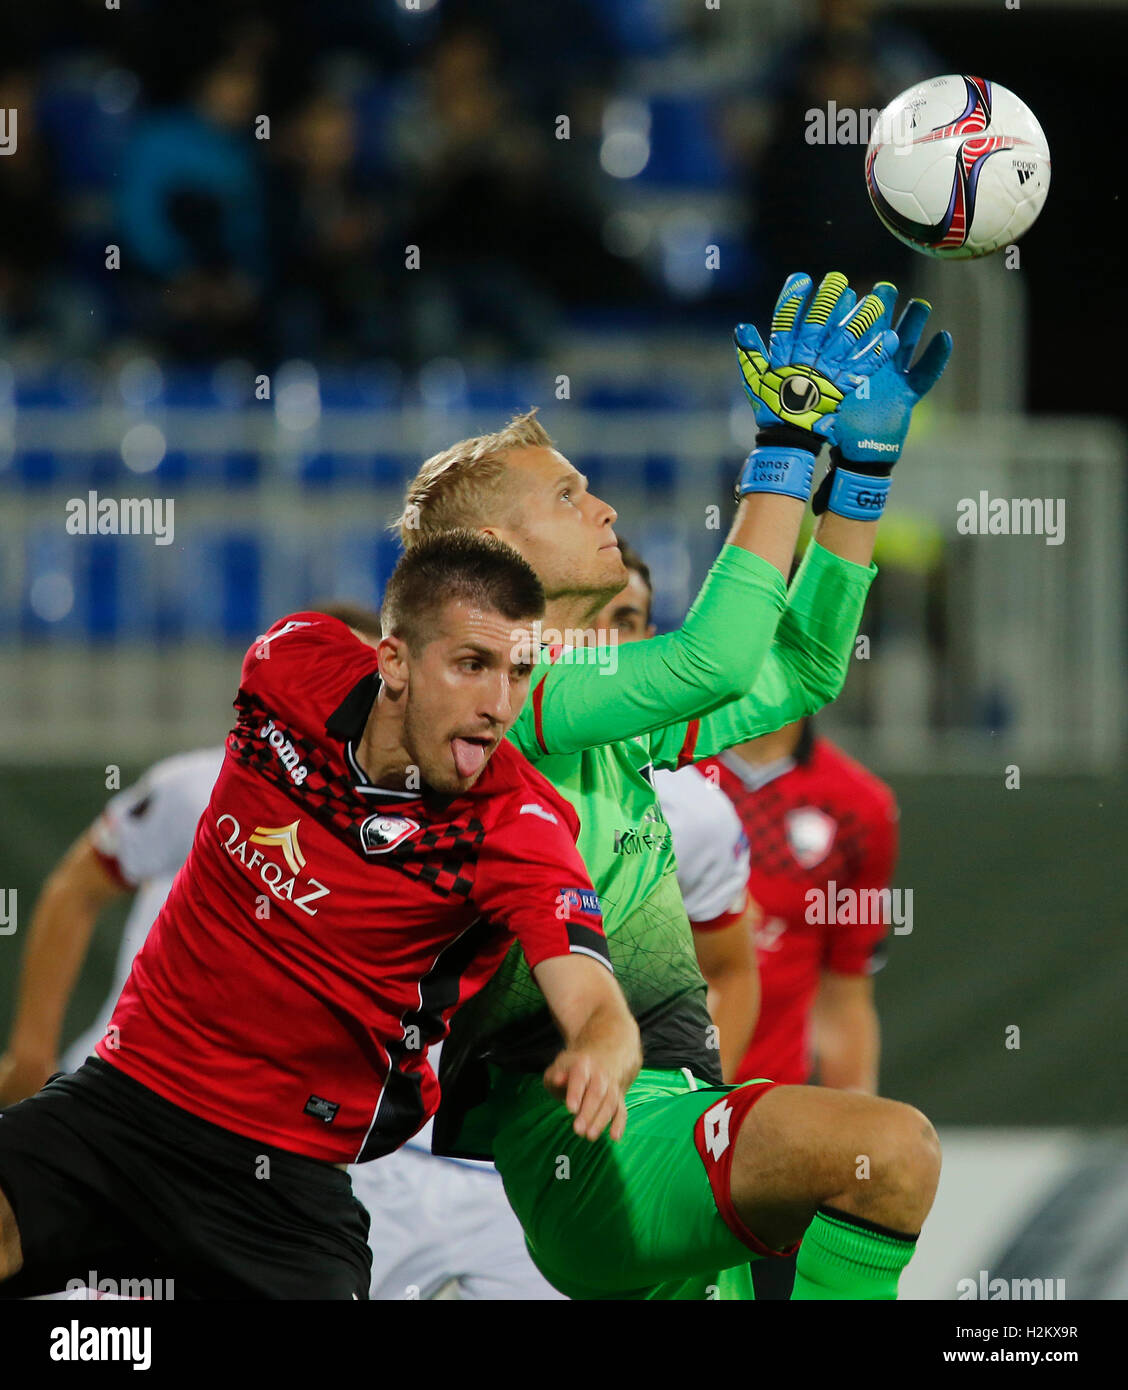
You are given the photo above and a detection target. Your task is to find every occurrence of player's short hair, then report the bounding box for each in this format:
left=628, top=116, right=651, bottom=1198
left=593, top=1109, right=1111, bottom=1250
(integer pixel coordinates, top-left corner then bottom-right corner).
left=310, top=600, right=383, bottom=641
left=616, top=536, right=653, bottom=625
left=394, top=408, right=554, bottom=548
left=381, top=529, right=545, bottom=651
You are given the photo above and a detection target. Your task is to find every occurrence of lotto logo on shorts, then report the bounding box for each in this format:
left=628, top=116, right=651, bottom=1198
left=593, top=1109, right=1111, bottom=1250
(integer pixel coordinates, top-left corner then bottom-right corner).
left=702, top=1099, right=733, bottom=1162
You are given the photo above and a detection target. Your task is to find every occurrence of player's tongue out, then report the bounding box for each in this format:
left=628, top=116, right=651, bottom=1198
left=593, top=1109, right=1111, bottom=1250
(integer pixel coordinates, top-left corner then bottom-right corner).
left=451, top=736, right=489, bottom=779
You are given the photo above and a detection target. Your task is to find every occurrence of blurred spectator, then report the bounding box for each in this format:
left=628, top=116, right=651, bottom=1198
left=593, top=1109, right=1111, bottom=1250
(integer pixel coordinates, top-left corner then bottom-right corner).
left=270, top=88, right=396, bottom=361
left=737, top=0, right=937, bottom=307
left=117, top=46, right=268, bottom=359
left=0, top=67, right=65, bottom=352
left=0, top=0, right=939, bottom=368
left=393, top=24, right=648, bottom=362
left=390, top=25, right=561, bottom=362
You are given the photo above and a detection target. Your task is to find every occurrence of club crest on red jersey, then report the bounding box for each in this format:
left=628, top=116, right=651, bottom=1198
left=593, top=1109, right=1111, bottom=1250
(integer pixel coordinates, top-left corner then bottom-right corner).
left=360, top=813, right=421, bottom=855
left=785, top=807, right=836, bottom=868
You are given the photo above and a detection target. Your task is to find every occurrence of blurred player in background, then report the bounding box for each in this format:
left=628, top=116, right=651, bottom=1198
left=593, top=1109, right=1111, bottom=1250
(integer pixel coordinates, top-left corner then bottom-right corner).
left=0, top=744, right=224, bottom=1109
left=702, top=719, right=895, bottom=1098
left=0, top=533, right=638, bottom=1299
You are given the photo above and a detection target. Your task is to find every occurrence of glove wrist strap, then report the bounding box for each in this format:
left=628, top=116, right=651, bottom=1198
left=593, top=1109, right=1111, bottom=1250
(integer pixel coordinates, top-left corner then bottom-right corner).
left=826, top=467, right=892, bottom=521
left=756, top=423, right=826, bottom=456
left=735, top=447, right=815, bottom=502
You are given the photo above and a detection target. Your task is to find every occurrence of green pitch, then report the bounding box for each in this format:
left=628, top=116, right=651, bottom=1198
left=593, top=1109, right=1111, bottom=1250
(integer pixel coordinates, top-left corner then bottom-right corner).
left=0, top=763, right=1122, bottom=1126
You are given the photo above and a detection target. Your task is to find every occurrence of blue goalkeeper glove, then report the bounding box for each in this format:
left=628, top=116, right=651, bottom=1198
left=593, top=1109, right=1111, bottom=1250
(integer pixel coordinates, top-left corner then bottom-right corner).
left=734, top=270, right=898, bottom=504
left=812, top=292, right=953, bottom=520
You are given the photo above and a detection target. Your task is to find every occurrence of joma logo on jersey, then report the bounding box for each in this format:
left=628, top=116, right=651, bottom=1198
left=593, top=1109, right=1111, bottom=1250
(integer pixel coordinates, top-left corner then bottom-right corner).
left=215, top=814, right=330, bottom=916
left=258, top=717, right=309, bottom=786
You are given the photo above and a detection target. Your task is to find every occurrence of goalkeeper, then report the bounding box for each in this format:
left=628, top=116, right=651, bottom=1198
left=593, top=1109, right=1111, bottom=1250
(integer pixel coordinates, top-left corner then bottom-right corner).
left=397, top=271, right=951, bottom=1300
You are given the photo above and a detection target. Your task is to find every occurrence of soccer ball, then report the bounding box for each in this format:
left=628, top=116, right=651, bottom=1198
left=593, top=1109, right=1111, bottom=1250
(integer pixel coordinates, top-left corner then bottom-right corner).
left=865, top=75, right=1051, bottom=259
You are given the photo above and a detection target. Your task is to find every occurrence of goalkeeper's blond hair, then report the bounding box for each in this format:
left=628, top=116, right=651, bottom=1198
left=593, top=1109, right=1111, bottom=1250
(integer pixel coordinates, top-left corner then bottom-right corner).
left=394, top=409, right=553, bottom=548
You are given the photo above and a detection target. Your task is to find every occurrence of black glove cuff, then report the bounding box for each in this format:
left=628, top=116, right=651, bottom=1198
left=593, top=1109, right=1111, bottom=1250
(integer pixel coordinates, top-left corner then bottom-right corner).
left=811, top=464, right=834, bottom=516
left=755, top=425, right=826, bottom=458
left=829, top=444, right=895, bottom=479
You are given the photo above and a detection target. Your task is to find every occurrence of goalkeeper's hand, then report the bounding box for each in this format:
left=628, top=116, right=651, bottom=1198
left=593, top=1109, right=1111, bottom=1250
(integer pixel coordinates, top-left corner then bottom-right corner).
left=812, top=292, right=953, bottom=518
left=733, top=270, right=898, bottom=503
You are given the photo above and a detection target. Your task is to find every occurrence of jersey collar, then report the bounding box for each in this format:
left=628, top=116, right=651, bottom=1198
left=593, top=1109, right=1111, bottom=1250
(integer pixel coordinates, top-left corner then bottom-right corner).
left=326, top=668, right=380, bottom=744
left=719, top=747, right=796, bottom=792
left=325, top=669, right=415, bottom=798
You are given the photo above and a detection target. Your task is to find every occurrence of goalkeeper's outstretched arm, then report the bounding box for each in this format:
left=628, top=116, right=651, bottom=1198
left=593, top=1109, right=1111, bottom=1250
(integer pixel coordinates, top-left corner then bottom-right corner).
left=512, top=275, right=950, bottom=761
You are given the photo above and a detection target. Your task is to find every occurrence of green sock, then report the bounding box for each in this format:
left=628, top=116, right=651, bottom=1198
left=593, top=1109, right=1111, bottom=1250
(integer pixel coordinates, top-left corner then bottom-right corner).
left=790, top=1206, right=918, bottom=1300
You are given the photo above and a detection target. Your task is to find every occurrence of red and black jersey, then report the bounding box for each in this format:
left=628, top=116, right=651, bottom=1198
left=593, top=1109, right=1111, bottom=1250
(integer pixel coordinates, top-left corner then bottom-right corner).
left=697, top=731, right=897, bottom=1085
left=97, top=613, right=609, bottom=1164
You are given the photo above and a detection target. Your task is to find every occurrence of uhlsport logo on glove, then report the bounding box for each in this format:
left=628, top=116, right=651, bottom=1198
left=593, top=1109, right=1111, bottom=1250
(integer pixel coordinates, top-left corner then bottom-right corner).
left=779, top=375, right=822, bottom=416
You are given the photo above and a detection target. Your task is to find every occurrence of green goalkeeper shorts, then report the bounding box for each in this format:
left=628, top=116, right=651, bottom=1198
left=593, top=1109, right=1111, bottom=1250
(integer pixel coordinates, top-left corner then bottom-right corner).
left=489, top=1065, right=784, bottom=1300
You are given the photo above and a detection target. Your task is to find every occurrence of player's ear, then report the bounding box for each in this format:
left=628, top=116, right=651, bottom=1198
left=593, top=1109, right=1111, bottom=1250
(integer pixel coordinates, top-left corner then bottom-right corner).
left=376, top=635, right=410, bottom=694
left=645, top=623, right=657, bottom=639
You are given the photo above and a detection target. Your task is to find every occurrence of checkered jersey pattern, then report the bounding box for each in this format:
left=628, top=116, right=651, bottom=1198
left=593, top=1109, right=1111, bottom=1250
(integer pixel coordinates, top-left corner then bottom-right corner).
left=229, top=691, right=484, bottom=900
left=698, top=736, right=899, bottom=1084
left=725, top=776, right=870, bottom=887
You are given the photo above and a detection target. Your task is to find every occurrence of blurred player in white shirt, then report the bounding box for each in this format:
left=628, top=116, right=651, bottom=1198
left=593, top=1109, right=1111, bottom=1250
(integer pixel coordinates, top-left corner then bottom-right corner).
left=0, top=747, right=225, bottom=1103
left=0, top=746, right=224, bottom=1302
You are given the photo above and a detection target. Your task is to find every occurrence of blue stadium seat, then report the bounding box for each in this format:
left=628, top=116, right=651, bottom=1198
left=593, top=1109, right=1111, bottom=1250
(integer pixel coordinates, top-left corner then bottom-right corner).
left=372, top=454, right=411, bottom=486
left=642, top=454, right=676, bottom=493
left=84, top=536, right=120, bottom=640
left=161, top=371, right=224, bottom=408
left=352, top=83, right=396, bottom=179
left=219, top=536, right=262, bottom=642
left=299, top=451, right=341, bottom=487
left=14, top=451, right=58, bottom=488
left=593, top=0, right=676, bottom=57
left=581, top=382, right=688, bottom=412
left=222, top=451, right=260, bottom=487
left=155, top=450, right=190, bottom=486
left=38, top=80, right=134, bottom=191
left=637, top=95, right=730, bottom=190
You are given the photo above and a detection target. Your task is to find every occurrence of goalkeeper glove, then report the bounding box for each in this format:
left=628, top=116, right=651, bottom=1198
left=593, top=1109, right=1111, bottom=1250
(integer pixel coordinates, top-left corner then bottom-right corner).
left=813, top=292, right=953, bottom=520
left=734, top=270, right=897, bottom=504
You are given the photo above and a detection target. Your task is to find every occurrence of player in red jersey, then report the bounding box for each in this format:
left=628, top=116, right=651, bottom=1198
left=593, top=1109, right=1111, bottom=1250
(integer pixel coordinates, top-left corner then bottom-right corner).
left=700, top=720, right=897, bottom=1095
left=698, top=717, right=898, bottom=1300
left=0, top=531, right=639, bottom=1299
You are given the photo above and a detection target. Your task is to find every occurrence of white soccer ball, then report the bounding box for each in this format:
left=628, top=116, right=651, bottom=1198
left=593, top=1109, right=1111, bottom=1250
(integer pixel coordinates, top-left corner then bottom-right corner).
left=865, top=75, right=1051, bottom=259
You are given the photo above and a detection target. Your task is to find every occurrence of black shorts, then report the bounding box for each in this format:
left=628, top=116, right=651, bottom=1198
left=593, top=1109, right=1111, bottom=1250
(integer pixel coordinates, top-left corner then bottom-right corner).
left=0, top=1058, right=372, bottom=1299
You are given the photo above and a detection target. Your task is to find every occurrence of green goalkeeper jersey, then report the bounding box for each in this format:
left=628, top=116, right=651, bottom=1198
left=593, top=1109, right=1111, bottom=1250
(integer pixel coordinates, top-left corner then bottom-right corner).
left=434, top=539, right=875, bottom=1158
